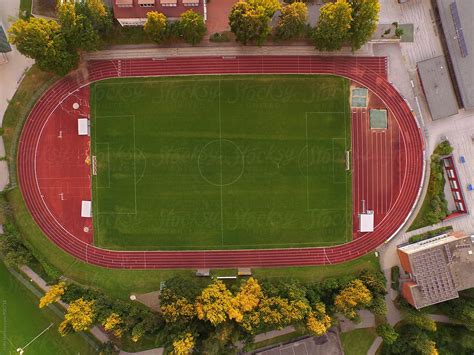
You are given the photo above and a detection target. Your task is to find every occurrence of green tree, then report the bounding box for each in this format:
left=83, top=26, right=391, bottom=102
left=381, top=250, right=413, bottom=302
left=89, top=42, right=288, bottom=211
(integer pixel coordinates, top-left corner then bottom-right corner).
left=247, top=0, right=281, bottom=17
left=347, top=0, right=380, bottom=51
left=377, top=324, right=398, bottom=345
left=178, top=10, right=206, bottom=45
left=312, top=0, right=352, bottom=51
left=78, top=0, right=112, bottom=36
left=229, top=2, right=270, bottom=45
left=8, top=18, right=79, bottom=75
left=275, top=2, right=308, bottom=40
left=57, top=1, right=100, bottom=51
left=144, top=11, right=168, bottom=44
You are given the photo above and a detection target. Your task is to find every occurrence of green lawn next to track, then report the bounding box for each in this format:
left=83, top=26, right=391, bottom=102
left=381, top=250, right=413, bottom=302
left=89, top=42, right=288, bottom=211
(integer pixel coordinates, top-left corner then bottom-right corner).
left=90, top=75, right=351, bottom=250
left=0, top=262, right=96, bottom=355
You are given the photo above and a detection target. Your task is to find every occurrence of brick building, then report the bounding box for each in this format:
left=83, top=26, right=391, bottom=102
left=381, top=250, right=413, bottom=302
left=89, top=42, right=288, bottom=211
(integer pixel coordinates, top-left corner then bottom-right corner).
left=114, top=0, right=206, bottom=26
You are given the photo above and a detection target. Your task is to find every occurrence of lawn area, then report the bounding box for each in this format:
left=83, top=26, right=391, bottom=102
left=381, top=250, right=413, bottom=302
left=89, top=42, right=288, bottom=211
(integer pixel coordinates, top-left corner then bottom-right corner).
left=253, top=252, right=379, bottom=282
left=340, top=328, right=377, bottom=355
left=0, top=261, right=96, bottom=354
left=90, top=75, right=351, bottom=250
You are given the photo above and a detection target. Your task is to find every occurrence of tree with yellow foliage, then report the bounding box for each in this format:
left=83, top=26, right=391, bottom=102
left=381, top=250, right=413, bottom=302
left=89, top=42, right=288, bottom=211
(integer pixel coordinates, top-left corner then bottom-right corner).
left=63, top=298, right=95, bottom=332
left=172, top=332, right=194, bottom=355
left=334, top=279, right=372, bottom=320
left=102, top=312, right=123, bottom=337
left=39, top=281, right=66, bottom=308
left=161, top=297, right=195, bottom=323
left=229, top=277, right=263, bottom=322
left=306, top=303, right=332, bottom=336
left=195, top=280, right=233, bottom=326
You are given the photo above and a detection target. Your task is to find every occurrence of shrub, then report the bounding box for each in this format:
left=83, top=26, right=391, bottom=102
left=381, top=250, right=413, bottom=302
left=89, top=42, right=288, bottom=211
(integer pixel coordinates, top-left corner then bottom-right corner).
left=177, top=10, right=206, bottom=45
left=144, top=11, right=168, bottom=44
left=408, top=226, right=453, bottom=244
left=377, top=323, right=398, bottom=344
left=390, top=266, right=399, bottom=291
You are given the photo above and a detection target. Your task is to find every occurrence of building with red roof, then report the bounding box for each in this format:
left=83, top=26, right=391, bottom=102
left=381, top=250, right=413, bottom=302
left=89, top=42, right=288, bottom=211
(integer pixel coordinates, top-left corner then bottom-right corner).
left=113, top=0, right=206, bottom=26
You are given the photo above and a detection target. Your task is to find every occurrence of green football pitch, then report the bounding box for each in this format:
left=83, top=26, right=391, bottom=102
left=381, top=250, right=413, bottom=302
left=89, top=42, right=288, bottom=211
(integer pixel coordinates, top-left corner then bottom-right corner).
left=90, top=75, right=351, bottom=250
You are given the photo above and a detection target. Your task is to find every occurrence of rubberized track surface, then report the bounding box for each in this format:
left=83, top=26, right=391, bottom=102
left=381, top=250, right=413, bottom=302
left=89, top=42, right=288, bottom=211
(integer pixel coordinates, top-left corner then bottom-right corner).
left=17, top=56, right=424, bottom=269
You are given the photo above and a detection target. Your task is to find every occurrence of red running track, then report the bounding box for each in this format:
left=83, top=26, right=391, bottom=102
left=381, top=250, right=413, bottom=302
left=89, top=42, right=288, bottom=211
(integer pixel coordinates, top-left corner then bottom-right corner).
left=17, top=56, right=424, bottom=269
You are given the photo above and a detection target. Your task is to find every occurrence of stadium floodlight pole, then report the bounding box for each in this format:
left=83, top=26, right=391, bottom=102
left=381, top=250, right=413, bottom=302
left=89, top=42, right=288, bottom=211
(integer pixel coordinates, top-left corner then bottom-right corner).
left=16, top=323, right=54, bottom=354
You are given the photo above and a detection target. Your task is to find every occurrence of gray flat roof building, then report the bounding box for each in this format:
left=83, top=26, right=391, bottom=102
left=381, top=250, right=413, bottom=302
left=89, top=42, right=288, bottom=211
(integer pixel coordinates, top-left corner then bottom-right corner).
left=398, top=231, right=474, bottom=309
left=436, top=0, right=474, bottom=109
left=418, top=56, right=458, bottom=120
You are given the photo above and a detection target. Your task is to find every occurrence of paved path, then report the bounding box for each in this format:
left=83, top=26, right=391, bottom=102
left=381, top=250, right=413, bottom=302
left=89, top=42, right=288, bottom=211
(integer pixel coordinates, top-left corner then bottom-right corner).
left=254, top=326, right=296, bottom=343
left=367, top=337, right=383, bottom=355
left=339, top=310, right=375, bottom=333
left=83, top=44, right=373, bottom=60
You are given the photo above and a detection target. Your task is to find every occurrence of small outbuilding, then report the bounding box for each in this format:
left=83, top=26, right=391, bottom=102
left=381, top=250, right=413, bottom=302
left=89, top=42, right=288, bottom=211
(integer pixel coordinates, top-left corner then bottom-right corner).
left=417, top=56, right=458, bottom=120
left=359, top=210, right=374, bottom=232
left=81, top=201, right=92, bottom=218
left=78, top=118, right=89, bottom=136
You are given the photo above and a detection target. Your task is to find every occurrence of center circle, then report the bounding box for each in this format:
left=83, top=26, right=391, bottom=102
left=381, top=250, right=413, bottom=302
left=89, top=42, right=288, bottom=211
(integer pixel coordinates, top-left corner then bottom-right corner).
left=198, top=139, right=245, bottom=187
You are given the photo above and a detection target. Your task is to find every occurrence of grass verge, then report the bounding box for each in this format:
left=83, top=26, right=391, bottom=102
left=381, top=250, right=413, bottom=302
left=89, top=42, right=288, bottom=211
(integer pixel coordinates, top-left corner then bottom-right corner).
left=340, top=327, right=377, bottom=355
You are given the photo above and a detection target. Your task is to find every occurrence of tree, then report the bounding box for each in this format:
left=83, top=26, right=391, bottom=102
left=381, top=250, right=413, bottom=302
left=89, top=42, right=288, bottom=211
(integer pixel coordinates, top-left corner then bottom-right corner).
left=102, top=312, right=123, bottom=337
left=39, top=282, right=66, bottom=308
left=306, top=303, right=331, bottom=336
left=312, top=0, right=352, bottom=51
left=275, top=2, right=308, bottom=40
left=144, top=11, right=168, bottom=44
left=178, top=10, right=206, bottom=45
left=57, top=1, right=100, bottom=51
left=172, top=332, right=194, bottom=354
left=230, top=277, right=263, bottom=322
left=161, top=297, right=195, bottom=323
left=347, top=0, right=380, bottom=51
left=247, top=0, right=281, bottom=17
left=229, top=0, right=281, bottom=45
left=8, top=18, right=79, bottom=75
left=376, top=323, right=398, bottom=345
left=62, top=298, right=95, bottom=332
left=195, top=280, right=233, bottom=326
left=79, top=0, right=112, bottom=36
left=334, top=279, right=372, bottom=320
left=405, top=313, right=437, bottom=332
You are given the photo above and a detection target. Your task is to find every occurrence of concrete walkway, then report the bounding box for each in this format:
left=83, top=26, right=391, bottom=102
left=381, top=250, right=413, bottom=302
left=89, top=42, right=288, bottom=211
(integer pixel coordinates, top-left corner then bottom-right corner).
left=367, top=337, right=383, bottom=355
left=254, top=326, right=296, bottom=343
left=339, top=310, right=376, bottom=333
left=83, top=44, right=373, bottom=60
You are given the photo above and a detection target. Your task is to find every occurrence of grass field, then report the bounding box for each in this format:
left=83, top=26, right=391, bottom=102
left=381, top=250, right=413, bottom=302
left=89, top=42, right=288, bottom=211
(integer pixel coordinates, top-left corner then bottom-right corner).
left=340, top=328, right=378, bottom=355
left=0, top=262, right=96, bottom=355
left=90, top=75, right=351, bottom=250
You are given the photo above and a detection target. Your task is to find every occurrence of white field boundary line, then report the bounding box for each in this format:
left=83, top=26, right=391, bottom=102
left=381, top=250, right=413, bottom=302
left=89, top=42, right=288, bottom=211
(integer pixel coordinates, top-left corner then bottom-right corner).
left=94, top=114, right=138, bottom=216
left=95, top=143, right=110, bottom=188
